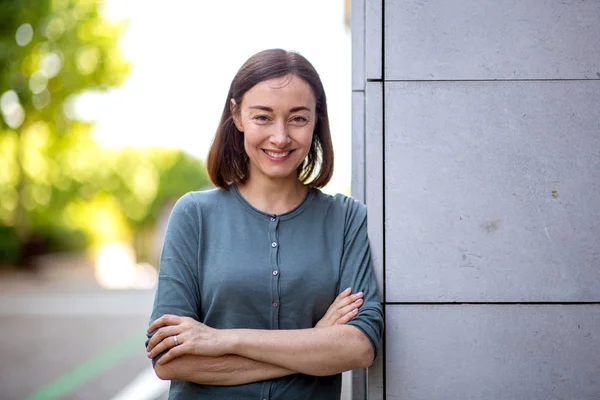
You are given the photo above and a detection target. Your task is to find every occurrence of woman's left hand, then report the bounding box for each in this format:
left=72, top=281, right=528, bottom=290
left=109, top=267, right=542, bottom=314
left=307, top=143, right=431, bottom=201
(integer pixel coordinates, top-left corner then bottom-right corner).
left=146, top=314, right=227, bottom=364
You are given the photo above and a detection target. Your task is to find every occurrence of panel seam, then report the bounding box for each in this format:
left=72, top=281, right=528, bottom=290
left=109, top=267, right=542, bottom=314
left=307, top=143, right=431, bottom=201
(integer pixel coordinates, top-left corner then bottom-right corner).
left=385, top=302, right=600, bottom=305
left=376, top=78, right=600, bottom=82
left=380, top=0, right=386, bottom=399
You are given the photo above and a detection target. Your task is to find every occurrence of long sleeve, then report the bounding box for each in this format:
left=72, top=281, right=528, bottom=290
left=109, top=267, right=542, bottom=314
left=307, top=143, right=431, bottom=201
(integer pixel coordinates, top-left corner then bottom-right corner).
left=143, top=187, right=380, bottom=398
left=146, top=193, right=201, bottom=360
left=338, top=197, right=384, bottom=360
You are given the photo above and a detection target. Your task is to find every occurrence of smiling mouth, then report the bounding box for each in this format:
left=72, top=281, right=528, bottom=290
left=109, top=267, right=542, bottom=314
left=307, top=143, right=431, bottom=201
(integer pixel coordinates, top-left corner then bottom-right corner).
left=263, top=149, right=294, bottom=159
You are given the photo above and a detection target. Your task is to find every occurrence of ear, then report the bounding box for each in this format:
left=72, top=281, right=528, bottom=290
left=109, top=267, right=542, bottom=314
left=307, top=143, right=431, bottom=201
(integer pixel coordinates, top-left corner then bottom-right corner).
left=230, top=99, right=244, bottom=132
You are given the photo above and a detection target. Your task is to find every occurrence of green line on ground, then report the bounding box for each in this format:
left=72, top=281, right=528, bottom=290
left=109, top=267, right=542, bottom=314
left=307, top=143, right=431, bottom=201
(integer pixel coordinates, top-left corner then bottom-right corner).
left=26, top=331, right=146, bottom=400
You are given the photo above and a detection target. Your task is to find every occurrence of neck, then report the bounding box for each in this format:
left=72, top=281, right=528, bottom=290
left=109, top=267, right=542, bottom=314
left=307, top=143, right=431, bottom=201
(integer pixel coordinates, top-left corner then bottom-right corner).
left=238, top=175, right=308, bottom=215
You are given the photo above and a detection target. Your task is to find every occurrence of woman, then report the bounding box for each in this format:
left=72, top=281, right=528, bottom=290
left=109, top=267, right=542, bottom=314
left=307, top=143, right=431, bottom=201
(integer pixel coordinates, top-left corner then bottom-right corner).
left=146, top=49, right=383, bottom=399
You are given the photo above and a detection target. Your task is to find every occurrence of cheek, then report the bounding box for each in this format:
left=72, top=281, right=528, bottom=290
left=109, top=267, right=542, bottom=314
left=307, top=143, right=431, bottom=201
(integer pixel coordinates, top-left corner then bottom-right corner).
left=303, top=128, right=315, bottom=149
left=306, top=134, right=314, bottom=149
left=243, top=131, right=264, bottom=156
left=307, top=122, right=317, bottom=144
left=243, top=136, right=254, bottom=155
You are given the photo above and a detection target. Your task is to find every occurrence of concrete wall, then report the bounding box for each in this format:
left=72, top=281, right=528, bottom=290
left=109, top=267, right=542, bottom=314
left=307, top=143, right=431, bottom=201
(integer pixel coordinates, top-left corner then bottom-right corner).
left=351, top=0, right=600, bottom=398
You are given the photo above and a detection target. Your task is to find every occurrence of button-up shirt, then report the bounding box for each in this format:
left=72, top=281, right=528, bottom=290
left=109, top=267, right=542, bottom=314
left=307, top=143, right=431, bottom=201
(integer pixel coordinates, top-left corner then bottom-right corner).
left=148, top=185, right=383, bottom=399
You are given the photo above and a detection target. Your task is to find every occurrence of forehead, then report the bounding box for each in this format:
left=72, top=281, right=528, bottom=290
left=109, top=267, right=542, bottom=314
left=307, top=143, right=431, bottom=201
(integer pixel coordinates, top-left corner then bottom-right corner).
left=242, top=75, right=316, bottom=109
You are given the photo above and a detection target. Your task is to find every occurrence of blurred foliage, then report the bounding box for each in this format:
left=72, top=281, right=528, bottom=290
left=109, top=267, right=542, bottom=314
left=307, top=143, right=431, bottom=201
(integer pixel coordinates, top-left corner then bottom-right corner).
left=0, top=0, right=209, bottom=267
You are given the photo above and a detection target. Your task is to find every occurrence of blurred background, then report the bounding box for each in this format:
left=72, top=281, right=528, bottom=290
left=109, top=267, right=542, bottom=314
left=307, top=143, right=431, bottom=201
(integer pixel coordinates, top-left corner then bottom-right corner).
left=0, top=0, right=351, bottom=399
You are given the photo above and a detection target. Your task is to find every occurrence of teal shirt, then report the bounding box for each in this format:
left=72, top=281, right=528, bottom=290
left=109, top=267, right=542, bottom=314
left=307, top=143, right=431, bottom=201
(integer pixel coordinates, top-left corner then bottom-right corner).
left=148, top=185, right=383, bottom=399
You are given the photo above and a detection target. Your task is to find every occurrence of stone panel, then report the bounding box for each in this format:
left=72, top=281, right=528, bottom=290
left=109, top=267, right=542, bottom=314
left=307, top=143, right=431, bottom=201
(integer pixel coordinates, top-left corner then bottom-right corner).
left=386, top=304, right=600, bottom=399
left=384, top=0, right=600, bottom=80
left=385, top=81, right=600, bottom=302
left=367, top=342, right=384, bottom=400
left=366, top=0, right=382, bottom=80
left=351, top=91, right=365, bottom=203
left=351, top=0, right=365, bottom=91
left=366, top=82, right=384, bottom=299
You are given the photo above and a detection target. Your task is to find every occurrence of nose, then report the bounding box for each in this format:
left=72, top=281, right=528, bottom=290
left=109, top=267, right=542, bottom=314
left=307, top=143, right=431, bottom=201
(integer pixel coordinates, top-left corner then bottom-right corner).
left=270, top=121, right=291, bottom=148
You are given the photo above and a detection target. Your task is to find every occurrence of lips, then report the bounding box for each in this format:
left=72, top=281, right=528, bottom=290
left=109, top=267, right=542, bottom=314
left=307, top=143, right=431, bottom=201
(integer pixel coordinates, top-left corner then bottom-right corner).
left=263, top=149, right=294, bottom=160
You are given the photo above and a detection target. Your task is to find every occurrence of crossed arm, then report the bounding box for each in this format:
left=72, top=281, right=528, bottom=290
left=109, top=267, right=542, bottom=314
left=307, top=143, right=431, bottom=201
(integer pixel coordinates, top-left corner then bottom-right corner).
left=148, top=194, right=382, bottom=386
left=150, top=353, right=294, bottom=386
left=146, top=289, right=372, bottom=385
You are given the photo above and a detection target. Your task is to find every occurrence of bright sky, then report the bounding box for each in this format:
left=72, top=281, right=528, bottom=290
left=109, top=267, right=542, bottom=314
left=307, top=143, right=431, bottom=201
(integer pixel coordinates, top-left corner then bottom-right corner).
left=78, top=0, right=352, bottom=195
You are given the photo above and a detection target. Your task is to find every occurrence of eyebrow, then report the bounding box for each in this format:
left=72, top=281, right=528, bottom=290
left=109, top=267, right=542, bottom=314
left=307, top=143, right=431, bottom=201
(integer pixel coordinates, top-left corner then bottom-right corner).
left=249, top=105, right=312, bottom=113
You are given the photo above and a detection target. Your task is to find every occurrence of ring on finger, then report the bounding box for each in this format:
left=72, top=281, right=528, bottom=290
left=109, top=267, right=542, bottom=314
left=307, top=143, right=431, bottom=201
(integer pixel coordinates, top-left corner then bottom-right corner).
left=173, top=335, right=179, bottom=346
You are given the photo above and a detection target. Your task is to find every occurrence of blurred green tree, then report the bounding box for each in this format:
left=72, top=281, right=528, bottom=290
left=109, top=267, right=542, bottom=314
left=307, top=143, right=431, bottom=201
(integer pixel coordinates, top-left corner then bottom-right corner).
left=0, top=0, right=209, bottom=266
left=0, top=0, right=129, bottom=264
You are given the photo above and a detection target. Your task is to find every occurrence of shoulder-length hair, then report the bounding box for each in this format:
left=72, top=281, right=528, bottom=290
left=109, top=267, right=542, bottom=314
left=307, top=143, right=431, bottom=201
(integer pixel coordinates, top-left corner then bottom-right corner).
left=206, top=49, right=334, bottom=189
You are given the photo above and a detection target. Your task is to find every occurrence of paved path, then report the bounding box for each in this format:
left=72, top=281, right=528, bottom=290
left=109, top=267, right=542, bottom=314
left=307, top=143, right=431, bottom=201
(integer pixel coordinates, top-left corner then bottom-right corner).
left=0, top=269, right=169, bottom=400
left=0, top=261, right=354, bottom=399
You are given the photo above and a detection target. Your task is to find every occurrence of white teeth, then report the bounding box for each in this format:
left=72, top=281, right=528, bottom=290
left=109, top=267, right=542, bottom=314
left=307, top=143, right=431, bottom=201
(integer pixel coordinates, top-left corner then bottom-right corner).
left=264, top=150, right=290, bottom=158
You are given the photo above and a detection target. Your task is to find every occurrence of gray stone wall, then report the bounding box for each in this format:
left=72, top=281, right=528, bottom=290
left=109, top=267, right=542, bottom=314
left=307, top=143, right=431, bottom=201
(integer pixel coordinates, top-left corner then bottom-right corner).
left=351, top=0, right=600, bottom=398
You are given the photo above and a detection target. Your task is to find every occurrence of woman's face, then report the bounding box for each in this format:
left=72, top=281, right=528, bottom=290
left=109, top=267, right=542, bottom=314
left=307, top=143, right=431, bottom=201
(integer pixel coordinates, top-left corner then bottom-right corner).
left=232, top=74, right=316, bottom=186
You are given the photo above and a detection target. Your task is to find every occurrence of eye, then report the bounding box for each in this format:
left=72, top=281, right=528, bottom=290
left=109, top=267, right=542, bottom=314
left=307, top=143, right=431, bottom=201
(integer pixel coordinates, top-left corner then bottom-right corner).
left=291, top=116, right=308, bottom=124
left=254, top=115, right=270, bottom=122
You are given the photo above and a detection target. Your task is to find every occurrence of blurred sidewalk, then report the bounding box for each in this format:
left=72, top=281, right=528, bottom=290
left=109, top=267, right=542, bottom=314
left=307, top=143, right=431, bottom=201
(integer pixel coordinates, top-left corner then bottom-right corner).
left=0, top=252, right=100, bottom=293
left=0, top=242, right=158, bottom=294
left=0, top=251, right=167, bottom=399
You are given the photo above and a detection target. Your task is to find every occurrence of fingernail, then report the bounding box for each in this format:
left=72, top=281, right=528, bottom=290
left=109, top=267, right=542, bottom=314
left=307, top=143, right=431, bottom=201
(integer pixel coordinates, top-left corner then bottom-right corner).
left=355, top=299, right=363, bottom=304
left=356, top=291, right=364, bottom=296
left=147, top=352, right=151, bottom=358
left=344, top=287, right=351, bottom=293
left=352, top=308, right=359, bottom=313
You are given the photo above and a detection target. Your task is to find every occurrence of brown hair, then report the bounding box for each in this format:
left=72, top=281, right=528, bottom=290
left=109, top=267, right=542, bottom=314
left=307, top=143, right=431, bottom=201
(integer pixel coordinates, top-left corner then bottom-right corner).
left=206, top=49, right=334, bottom=189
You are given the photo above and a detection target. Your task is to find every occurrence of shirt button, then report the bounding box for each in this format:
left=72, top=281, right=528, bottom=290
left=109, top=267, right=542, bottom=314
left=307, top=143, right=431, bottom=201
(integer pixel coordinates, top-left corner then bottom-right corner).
left=272, top=270, right=279, bottom=276
left=272, top=302, right=278, bottom=308
left=271, top=242, right=277, bottom=248
left=270, top=216, right=276, bottom=222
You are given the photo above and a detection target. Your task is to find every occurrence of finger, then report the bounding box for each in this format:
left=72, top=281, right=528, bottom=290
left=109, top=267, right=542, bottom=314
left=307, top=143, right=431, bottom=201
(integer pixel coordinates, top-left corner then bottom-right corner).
left=335, top=307, right=359, bottom=325
left=147, top=325, right=181, bottom=353
left=350, top=291, right=364, bottom=301
left=147, top=325, right=178, bottom=352
left=337, top=291, right=363, bottom=308
left=328, top=291, right=362, bottom=315
left=148, top=336, right=174, bottom=360
left=334, top=287, right=352, bottom=301
left=316, top=290, right=361, bottom=328
left=335, top=298, right=363, bottom=324
left=148, top=330, right=185, bottom=360
left=147, top=316, right=167, bottom=334
left=158, top=341, right=188, bottom=365
left=345, top=297, right=364, bottom=312
left=147, top=336, right=176, bottom=359
left=148, top=314, right=181, bottom=333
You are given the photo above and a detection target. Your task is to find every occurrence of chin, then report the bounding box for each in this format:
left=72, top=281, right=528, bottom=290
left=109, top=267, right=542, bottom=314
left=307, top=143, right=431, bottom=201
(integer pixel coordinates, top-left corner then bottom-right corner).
left=265, top=172, right=298, bottom=181
left=259, top=167, right=300, bottom=181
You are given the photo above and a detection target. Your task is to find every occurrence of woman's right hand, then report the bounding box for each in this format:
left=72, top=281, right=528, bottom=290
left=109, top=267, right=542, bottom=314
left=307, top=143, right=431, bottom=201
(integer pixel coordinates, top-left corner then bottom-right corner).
left=315, top=288, right=364, bottom=328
